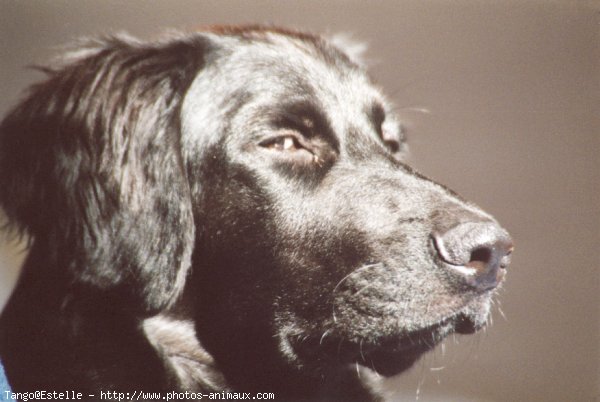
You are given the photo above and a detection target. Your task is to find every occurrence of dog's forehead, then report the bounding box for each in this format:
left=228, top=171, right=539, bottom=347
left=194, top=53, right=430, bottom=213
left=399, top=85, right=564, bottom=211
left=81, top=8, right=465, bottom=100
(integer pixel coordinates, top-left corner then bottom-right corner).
left=181, top=31, right=389, bottom=154
left=219, top=32, right=378, bottom=99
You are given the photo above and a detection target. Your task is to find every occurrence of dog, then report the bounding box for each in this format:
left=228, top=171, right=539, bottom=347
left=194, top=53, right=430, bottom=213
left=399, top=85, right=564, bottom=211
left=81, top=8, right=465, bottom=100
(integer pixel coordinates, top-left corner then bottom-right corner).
left=0, top=26, right=512, bottom=401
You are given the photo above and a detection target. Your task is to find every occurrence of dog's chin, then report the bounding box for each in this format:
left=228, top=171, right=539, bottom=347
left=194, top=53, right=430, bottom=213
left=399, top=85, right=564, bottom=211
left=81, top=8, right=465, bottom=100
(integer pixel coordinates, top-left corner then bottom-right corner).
left=288, top=323, right=447, bottom=378
left=358, top=311, right=488, bottom=377
left=354, top=322, right=455, bottom=377
left=288, top=304, right=491, bottom=378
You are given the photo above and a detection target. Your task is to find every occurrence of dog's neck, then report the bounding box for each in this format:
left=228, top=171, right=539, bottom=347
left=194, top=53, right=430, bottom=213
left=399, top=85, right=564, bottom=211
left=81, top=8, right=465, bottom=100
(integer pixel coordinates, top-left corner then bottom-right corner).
left=143, top=313, right=384, bottom=401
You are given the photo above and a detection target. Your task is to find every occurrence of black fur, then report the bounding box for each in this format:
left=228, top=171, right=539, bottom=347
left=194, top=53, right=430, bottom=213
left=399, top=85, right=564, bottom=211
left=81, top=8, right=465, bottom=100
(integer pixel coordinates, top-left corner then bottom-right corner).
left=0, top=27, right=511, bottom=401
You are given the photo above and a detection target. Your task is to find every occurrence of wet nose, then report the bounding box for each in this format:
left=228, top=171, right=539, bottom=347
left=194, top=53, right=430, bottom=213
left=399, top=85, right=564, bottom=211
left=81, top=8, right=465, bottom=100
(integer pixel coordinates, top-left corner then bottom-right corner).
left=432, top=221, right=513, bottom=291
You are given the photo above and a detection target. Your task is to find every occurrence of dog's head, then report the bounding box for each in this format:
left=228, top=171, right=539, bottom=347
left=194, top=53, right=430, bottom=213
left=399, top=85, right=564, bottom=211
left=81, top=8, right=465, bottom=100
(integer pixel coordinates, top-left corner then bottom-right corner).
left=178, top=27, right=513, bottom=387
left=0, top=26, right=512, bottom=395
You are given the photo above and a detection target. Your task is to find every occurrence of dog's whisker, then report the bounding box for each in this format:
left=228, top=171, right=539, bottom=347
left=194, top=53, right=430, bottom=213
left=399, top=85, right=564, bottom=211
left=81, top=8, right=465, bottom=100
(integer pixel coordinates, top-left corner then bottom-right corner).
left=331, top=262, right=382, bottom=323
left=496, top=299, right=508, bottom=322
left=396, top=106, right=432, bottom=115
left=319, top=329, right=332, bottom=346
left=369, top=359, right=381, bottom=379
left=331, top=263, right=382, bottom=296
left=352, top=283, right=375, bottom=297
left=359, top=339, right=366, bottom=362
left=415, top=372, right=425, bottom=401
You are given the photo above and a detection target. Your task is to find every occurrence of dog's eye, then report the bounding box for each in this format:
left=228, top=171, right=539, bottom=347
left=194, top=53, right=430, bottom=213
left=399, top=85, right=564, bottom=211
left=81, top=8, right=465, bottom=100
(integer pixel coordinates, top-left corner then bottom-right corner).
left=259, top=132, right=327, bottom=166
left=381, top=121, right=406, bottom=158
left=263, top=135, right=302, bottom=151
left=371, top=103, right=404, bottom=156
left=382, top=133, right=401, bottom=154
left=262, top=135, right=303, bottom=151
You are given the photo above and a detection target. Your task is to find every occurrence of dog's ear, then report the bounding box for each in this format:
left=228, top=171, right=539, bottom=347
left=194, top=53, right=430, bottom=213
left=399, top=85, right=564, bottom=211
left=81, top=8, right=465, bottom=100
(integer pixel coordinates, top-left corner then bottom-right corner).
left=0, top=35, right=206, bottom=313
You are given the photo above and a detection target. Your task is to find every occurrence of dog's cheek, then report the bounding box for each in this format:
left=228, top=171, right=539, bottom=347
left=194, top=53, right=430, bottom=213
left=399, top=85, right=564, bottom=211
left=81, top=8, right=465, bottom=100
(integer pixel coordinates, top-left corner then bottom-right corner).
left=264, top=222, right=380, bottom=358
left=194, top=159, right=279, bottom=299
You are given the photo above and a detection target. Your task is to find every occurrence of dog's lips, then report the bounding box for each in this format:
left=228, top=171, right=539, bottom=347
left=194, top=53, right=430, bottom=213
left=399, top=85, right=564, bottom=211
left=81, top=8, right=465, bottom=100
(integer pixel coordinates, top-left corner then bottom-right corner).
left=345, top=327, right=451, bottom=377
left=287, top=318, right=451, bottom=377
left=453, top=311, right=485, bottom=334
left=356, top=311, right=489, bottom=376
left=288, top=304, right=490, bottom=378
left=357, top=341, right=435, bottom=377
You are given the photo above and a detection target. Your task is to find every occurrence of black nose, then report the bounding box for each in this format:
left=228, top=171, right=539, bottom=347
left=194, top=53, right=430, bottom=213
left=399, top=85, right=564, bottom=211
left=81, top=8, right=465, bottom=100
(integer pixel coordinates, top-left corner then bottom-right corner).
left=432, top=221, right=513, bottom=291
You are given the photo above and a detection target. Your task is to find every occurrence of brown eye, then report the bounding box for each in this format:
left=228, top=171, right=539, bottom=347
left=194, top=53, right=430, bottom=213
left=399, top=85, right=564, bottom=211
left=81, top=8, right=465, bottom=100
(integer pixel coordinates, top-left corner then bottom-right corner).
left=260, top=135, right=303, bottom=151
left=259, top=132, right=327, bottom=166
left=383, top=135, right=400, bottom=154
left=382, top=120, right=406, bottom=157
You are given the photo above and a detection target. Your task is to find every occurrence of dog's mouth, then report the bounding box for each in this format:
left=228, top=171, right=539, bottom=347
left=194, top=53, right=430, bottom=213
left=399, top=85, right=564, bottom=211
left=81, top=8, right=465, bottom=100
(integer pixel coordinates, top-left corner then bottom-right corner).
left=357, top=312, right=485, bottom=377
left=289, top=311, right=485, bottom=378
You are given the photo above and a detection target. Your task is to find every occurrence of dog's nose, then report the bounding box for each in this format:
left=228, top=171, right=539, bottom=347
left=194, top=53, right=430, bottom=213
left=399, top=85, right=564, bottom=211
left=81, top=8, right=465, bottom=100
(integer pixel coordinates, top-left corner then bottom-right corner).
left=432, top=221, right=513, bottom=291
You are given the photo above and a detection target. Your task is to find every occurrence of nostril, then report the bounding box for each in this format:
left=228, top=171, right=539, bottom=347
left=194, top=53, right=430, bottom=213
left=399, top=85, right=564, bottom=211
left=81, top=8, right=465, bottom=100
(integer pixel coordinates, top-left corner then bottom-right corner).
left=466, top=247, right=493, bottom=272
left=469, top=247, right=492, bottom=265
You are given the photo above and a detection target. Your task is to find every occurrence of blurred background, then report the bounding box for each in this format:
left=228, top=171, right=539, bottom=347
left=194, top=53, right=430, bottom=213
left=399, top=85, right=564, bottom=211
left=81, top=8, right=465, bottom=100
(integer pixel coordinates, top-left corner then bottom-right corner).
left=0, top=1, right=598, bottom=401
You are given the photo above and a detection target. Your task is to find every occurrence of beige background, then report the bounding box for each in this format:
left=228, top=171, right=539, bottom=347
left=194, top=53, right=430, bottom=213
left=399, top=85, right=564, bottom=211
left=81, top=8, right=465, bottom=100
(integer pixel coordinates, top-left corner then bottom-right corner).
left=0, top=1, right=598, bottom=401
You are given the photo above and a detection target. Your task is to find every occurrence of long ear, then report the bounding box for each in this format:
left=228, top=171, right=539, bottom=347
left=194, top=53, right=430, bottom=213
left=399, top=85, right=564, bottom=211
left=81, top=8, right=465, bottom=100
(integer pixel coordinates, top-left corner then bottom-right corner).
left=0, top=34, right=206, bottom=313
